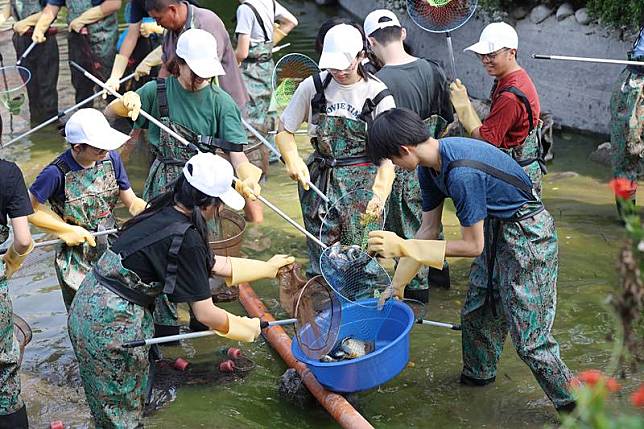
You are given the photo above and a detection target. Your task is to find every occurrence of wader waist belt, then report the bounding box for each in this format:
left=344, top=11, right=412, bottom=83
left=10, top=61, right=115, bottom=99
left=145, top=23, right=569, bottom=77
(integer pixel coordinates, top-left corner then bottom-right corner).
left=156, top=156, right=187, bottom=167
left=94, top=267, right=156, bottom=309
left=308, top=152, right=371, bottom=212
left=245, top=53, right=272, bottom=63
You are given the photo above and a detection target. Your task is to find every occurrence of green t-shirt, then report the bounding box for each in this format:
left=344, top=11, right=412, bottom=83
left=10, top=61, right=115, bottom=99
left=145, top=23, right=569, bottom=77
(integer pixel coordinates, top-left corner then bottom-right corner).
left=133, top=77, right=247, bottom=149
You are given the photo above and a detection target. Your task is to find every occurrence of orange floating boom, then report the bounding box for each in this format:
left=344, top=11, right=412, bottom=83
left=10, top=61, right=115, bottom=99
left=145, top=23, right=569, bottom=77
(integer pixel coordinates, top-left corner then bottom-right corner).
left=238, top=284, right=374, bottom=429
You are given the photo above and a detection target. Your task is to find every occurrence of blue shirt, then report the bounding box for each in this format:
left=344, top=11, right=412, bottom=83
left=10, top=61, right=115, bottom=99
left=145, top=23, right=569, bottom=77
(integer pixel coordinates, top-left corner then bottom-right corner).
left=30, top=149, right=131, bottom=205
left=633, top=26, right=644, bottom=57
left=127, top=0, right=148, bottom=23
left=418, top=137, right=533, bottom=227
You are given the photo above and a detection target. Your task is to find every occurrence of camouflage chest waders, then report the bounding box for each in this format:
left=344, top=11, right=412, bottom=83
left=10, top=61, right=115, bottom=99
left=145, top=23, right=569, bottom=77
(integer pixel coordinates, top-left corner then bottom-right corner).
left=386, top=115, right=451, bottom=297
left=67, top=220, right=191, bottom=428
left=11, top=0, right=59, bottom=123
left=0, top=226, right=24, bottom=417
left=610, top=67, right=644, bottom=214
left=49, top=156, right=119, bottom=310
left=492, top=85, right=547, bottom=197
left=451, top=160, right=574, bottom=409
left=301, top=73, right=390, bottom=277
left=66, top=0, right=118, bottom=103
left=143, top=78, right=243, bottom=331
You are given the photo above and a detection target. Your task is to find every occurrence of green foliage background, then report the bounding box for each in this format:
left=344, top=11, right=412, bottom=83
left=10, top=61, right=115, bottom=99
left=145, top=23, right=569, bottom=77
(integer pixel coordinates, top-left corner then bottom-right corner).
left=475, top=0, right=643, bottom=29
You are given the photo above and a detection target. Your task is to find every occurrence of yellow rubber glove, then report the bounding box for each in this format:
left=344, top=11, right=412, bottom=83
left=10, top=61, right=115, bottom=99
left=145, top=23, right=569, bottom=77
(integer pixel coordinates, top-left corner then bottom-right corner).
left=103, top=54, right=129, bottom=99
left=134, top=45, right=162, bottom=81
left=275, top=131, right=310, bottom=190
left=2, top=240, right=34, bottom=279
left=128, top=197, right=147, bottom=216
left=68, top=5, right=105, bottom=33
left=378, top=257, right=421, bottom=308
left=140, top=21, right=164, bottom=37
left=108, top=91, right=141, bottom=121
left=29, top=205, right=96, bottom=247
left=32, top=9, right=56, bottom=43
left=215, top=311, right=261, bottom=342
left=0, top=4, right=11, bottom=26
left=14, top=12, right=42, bottom=35
left=366, top=162, right=395, bottom=217
left=367, top=230, right=446, bottom=269
left=273, top=23, right=287, bottom=44
left=234, top=161, right=262, bottom=200
left=225, top=255, right=295, bottom=286
left=449, top=79, right=482, bottom=135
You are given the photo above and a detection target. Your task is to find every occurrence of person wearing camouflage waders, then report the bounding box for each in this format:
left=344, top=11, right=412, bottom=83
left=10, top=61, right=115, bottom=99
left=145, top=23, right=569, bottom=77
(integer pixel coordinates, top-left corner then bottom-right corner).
left=366, top=109, right=576, bottom=413
left=28, top=109, right=147, bottom=310
left=278, top=23, right=396, bottom=278
left=0, top=160, right=33, bottom=429
left=106, top=29, right=263, bottom=337
left=4, top=0, right=59, bottom=124
left=234, top=0, right=298, bottom=222
left=67, top=152, right=293, bottom=428
left=33, top=0, right=120, bottom=104
left=610, top=25, right=644, bottom=222
left=450, top=22, right=548, bottom=197
left=363, top=9, right=454, bottom=301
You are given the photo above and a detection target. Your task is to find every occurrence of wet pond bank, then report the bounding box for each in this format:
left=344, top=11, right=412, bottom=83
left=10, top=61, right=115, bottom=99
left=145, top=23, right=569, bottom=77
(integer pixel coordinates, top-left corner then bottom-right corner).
left=0, top=1, right=641, bottom=427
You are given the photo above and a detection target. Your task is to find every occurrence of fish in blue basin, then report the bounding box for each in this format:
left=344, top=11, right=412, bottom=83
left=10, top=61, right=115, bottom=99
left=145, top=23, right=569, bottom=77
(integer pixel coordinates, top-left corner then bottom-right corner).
left=320, top=337, right=375, bottom=362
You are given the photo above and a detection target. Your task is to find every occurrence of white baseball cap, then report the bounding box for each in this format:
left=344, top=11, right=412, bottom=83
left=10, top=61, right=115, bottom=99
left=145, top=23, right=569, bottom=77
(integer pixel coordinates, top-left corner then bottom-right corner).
left=363, top=9, right=401, bottom=37
left=176, top=28, right=225, bottom=78
left=182, top=153, right=245, bottom=211
left=464, top=22, right=518, bottom=55
left=319, top=24, right=364, bottom=70
left=65, top=108, right=130, bottom=150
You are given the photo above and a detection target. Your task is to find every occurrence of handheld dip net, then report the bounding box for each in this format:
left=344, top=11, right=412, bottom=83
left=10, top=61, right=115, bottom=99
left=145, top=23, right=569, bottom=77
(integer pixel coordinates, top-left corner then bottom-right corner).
left=290, top=188, right=394, bottom=362
left=0, top=65, right=31, bottom=136
left=406, top=0, right=478, bottom=79
left=271, top=53, right=320, bottom=115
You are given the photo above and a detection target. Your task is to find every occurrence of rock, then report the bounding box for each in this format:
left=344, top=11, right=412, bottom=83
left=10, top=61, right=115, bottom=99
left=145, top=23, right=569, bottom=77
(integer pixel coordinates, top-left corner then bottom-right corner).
left=511, top=6, right=529, bottom=20
left=556, top=3, right=574, bottom=21
left=589, top=142, right=613, bottom=166
left=575, top=8, right=592, bottom=25
left=529, top=5, right=553, bottom=24
left=278, top=369, right=315, bottom=408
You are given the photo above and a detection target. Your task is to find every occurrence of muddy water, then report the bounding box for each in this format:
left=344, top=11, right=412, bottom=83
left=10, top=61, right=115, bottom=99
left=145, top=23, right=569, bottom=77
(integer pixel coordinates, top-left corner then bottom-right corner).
left=0, top=1, right=641, bottom=427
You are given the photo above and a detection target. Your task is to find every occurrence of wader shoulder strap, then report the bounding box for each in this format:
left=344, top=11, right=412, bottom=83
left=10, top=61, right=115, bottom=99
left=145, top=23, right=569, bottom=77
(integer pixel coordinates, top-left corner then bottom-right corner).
left=446, top=159, right=534, bottom=198
left=50, top=156, right=72, bottom=175
left=311, top=73, right=333, bottom=123
left=242, top=2, right=270, bottom=42
left=498, top=86, right=534, bottom=132
left=359, top=88, right=392, bottom=123
left=157, top=77, right=169, bottom=118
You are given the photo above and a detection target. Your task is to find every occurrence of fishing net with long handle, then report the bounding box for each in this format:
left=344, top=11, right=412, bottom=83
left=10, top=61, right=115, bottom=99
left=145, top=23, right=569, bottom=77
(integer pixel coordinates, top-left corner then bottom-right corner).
left=0, top=65, right=30, bottom=136
left=271, top=53, right=320, bottom=116
left=406, top=0, right=478, bottom=79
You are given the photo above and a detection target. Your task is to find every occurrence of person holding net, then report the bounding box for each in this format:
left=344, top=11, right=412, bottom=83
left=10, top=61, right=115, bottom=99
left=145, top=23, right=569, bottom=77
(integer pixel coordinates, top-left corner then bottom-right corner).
left=449, top=22, right=546, bottom=196
left=276, top=23, right=396, bottom=278
left=105, top=28, right=263, bottom=338
left=67, top=152, right=294, bottom=428
left=0, top=160, right=34, bottom=428
left=362, top=9, right=454, bottom=301
left=366, top=108, right=576, bottom=413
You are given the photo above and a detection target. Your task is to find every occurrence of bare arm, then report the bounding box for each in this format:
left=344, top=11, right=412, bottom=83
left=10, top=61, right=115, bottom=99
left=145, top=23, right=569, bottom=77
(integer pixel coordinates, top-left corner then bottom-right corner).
left=235, top=33, right=250, bottom=64
left=211, top=254, right=233, bottom=278
left=9, top=216, right=32, bottom=254
left=118, top=187, right=137, bottom=208
left=416, top=203, right=485, bottom=258
left=99, top=0, right=122, bottom=16
left=470, top=126, right=482, bottom=140
left=228, top=151, right=252, bottom=170
left=190, top=299, right=229, bottom=331
left=119, top=22, right=142, bottom=59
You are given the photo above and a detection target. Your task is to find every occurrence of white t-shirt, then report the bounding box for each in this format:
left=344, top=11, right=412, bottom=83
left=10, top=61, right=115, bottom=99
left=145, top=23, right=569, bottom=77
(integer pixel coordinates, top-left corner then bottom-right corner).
left=235, top=0, right=298, bottom=44
left=280, top=71, right=396, bottom=135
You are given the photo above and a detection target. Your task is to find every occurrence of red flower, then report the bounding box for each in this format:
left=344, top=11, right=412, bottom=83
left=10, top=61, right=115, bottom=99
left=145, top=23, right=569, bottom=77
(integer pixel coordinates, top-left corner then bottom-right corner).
left=609, top=178, right=637, bottom=200
left=605, top=377, right=621, bottom=393
left=631, top=384, right=644, bottom=408
left=575, top=369, right=603, bottom=387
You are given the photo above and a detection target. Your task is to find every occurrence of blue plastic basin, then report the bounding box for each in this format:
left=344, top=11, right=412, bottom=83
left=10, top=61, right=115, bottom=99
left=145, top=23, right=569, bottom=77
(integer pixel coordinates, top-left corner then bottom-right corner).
left=291, top=299, right=414, bottom=392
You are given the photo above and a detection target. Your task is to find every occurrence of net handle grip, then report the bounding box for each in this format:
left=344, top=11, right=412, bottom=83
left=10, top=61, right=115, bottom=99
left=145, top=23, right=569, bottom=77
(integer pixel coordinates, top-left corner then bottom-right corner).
left=418, top=319, right=461, bottom=331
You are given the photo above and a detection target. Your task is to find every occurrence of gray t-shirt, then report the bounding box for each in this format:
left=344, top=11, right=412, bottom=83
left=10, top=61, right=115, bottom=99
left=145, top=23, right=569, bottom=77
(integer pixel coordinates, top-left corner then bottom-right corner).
left=162, top=3, right=250, bottom=107
left=375, top=58, right=453, bottom=124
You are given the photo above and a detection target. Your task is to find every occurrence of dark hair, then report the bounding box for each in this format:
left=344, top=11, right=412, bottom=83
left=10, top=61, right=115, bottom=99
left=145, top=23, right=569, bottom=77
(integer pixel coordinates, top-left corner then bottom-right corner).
left=315, top=18, right=373, bottom=79
left=122, top=173, right=221, bottom=270
left=167, top=56, right=214, bottom=91
left=367, top=108, right=430, bottom=164
left=144, top=0, right=178, bottom=12
left=370, top=25, right=403, bottom=45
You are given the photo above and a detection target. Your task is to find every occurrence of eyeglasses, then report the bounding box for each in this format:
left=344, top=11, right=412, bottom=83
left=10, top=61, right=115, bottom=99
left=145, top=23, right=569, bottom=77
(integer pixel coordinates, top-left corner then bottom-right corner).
left=477, top=48, right=509, bottom=62
left=327, top=58, right=360, bottom=74
left=88, top=146, right=108, bottom=155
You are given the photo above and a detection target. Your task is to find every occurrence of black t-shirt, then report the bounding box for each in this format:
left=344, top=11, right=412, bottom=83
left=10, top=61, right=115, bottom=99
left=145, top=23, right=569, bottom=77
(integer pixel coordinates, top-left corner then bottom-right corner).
left=113, top=206, right=213, bottom=303
left=0, top=160, right=34, bottom=226
left=376, top=58, right=454, bottom=124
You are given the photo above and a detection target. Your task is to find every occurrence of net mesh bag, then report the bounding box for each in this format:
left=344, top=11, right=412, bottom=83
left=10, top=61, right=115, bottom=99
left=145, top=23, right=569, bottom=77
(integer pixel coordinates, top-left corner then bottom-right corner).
left=0, top=66, right=30, bottom=116
left=272, top=53, right=320, bottom=114
left=406, top=0, right=478, bottom=33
